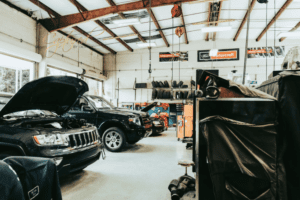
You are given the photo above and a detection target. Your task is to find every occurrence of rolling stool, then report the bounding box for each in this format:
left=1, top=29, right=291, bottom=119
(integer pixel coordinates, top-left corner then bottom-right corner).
left=178, top=160, right=194, bottom=176
left=178, top=160, right=196, bottom=200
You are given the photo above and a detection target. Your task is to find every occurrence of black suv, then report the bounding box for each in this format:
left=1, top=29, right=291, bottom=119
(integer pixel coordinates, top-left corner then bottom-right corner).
left=0, top=76, right=104, bottom=176
left=66, top=95, right=152, bottom=152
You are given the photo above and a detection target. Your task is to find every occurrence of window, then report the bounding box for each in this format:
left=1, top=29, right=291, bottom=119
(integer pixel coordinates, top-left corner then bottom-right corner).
left=0, top=54, right=34, bottom=95
left=85, top=78, right=103, bottom=96
left=46, top=66, right=77, bottom=77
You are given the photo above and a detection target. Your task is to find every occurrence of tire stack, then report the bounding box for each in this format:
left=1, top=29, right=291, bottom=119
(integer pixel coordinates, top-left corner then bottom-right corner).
left=152, top=80, right=171, bottom=100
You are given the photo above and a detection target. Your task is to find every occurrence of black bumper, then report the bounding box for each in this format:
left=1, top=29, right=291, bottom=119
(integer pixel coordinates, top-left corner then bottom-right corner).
left=56, top=145, right=103, bottom=177
left=153, top=125, right=164, bottom=133
left=126, top=126, right=152, bottom=142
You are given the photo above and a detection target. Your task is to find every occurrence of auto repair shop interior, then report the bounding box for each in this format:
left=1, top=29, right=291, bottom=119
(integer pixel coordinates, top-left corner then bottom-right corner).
left=0, top=0, right=300, bottom=199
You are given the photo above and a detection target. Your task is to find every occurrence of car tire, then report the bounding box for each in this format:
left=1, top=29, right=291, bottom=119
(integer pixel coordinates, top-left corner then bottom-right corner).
left=102, top=127, right=126, bottom=152
left=0, top=149, right=21, bottom=160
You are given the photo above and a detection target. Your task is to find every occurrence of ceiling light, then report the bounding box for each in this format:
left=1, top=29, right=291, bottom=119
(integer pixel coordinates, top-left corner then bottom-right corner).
left=277, top=32, right=300, bottom=38
left=112, top=18, right=141, bottom=26
left=201, top=26, right=232, bottom=33
left=209, top=49, right=219, bottom=57
left=137, top=43, right=157, bottom=47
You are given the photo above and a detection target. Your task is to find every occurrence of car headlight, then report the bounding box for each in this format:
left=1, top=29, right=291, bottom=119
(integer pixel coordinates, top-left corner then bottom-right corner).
left=33, top=134, right=69, bottom=146
left=129, top=117, right=141, bottom=126
left=153, top=121, right=160, bottom=125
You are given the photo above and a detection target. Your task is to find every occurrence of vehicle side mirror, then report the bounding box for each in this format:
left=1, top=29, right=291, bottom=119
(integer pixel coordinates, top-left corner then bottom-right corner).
left=82, top=105, right=95, bottom=113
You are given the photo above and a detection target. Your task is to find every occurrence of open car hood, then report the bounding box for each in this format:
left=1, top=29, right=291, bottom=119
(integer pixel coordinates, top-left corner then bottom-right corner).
left=141, top=102, right=157, bottom=112
left=0, top=76, right=88, bottom=117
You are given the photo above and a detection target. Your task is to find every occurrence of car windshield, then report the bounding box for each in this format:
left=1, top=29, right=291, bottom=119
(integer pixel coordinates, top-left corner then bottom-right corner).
left=3, top=110, right=57, bottom=118
left=87, top=96, right=115, bottom=109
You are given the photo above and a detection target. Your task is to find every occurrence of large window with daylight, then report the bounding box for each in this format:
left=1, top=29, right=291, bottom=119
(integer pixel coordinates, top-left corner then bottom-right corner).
left=0, top=54, right=34, bottom=95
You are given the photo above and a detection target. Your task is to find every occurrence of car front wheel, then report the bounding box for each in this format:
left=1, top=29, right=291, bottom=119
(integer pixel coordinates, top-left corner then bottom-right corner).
left=102, top=127, right=126, bottom=152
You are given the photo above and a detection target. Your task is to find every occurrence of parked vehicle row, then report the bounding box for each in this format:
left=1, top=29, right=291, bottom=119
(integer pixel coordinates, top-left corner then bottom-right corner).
left=0, top=76, right=166, bottom=175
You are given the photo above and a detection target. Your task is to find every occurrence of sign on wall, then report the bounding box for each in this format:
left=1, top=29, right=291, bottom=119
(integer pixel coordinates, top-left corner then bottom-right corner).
left=247, top=46, right=285, bottom=59
left=159, top=51, right=188, bottom=62
left=197, top=48, right=239, bottom=62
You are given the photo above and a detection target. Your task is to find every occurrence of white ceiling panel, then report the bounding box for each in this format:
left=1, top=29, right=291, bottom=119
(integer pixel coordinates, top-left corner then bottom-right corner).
left=39, top=0, right=79, bottom=15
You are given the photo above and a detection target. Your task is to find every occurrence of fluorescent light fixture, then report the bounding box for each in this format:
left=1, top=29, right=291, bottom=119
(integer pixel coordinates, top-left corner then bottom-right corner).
left=112, top=18, right=141, bottom=26
left=201, top=26, right=232, bottom=33
left=209, top=49, right=218, bottom=57
left=136, top=43, right=157, bottom=47
left=277, top=32, right=300, bottom=38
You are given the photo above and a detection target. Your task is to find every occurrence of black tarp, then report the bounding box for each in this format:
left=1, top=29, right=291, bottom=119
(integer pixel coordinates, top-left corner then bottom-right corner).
left=195, top=71, right=287, bottom=200
left=0, top=160, right=25, bottom=200
left=257, top=73, right=300, bottom=199
left=200, top=116, right=286, bottom=200
left=3, top=157, right=62, bottom=200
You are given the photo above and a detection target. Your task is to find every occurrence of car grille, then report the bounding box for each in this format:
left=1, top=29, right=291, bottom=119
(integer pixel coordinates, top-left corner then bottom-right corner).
left=69, top=130, right=99, bottom=148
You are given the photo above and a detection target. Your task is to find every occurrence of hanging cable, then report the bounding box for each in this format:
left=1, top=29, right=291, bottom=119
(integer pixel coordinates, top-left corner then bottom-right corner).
left=172, top=17, right=174, bottom=94
left=148, top=0, right=152, bottom=78
left=179, top=33, right=180, bottom=83
left=266, top=2, right=268, bottom=80
left=242, top=0, right=252, bottom=85
left=274, top=0, right=276, bottom=71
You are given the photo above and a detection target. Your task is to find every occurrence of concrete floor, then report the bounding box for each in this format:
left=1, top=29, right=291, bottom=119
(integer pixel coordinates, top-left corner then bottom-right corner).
left=60, top=128, right=193, bottom=200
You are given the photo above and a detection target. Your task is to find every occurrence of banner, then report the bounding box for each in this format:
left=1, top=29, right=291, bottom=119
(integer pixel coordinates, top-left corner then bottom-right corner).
left=197, top=49, right=239, bottom=62
left=159, top=51, right=188, bottom=62
left=247, top=46, right=285, bottom=59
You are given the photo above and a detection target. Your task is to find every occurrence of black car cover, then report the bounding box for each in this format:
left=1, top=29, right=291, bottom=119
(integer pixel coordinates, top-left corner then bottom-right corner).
left=257, top=72, right=300, bottom=199
left=195, top=71, right=287, bottom=200
left=3, top=156, right=62, bottom=200
left=0, top=160, right=25, bottom=200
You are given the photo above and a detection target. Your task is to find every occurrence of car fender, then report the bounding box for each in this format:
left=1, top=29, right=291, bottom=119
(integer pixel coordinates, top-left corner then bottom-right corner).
left=98, top=119, right=130, bottom=137
left=0, top=142, right=26, bottom=155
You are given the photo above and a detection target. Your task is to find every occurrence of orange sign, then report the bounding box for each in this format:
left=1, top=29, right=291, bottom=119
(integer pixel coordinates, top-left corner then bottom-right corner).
left=247, top=49, right=273, bottom=54
left=159, top=53, right=180, bottom=58
left=211, top=51, right=237, bottom=59
left=198, top=49, right=239, bottom=62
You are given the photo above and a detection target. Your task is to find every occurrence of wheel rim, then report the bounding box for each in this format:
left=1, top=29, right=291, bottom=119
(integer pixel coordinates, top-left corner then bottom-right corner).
left=105, top=131, right=122, bottom=150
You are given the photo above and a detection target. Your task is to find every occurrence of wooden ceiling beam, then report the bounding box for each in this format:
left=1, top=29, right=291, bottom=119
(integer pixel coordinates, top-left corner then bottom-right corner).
left=38, top=0, right=200, bottom=32
left=233, top=0, right=256, bottom=41
left=106, top=0, right=146, bottom=43
left=147, top=8, right=170, bottom=47
left=29, top=0, right=115, bottom=54
left=69, top=0, right=133, bottom=52
left=212, top=1, right=223, bottom=41
left=279, top=21, right=300, bottom=42
left=256, top=0, right=293, bottom=42
left=180, top=3, right=189, bottom=44
left=205, top=3, right=212, bottom=41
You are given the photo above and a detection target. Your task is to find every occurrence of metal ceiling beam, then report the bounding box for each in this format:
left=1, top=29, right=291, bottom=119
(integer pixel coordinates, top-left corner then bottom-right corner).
left=256, top=0, right=293, bottom=42
left=38, top=0, right=200, bottom=32
left=147, top=8, right=170, bottom=47
left=180, top=3, right=189, bottom=44
left=29, top=0, right=115, bottom=54
left=212, top=1, right=222, bottom=41
left=233, top=0, right=256, bottom=41
left=69, top=0, right=133, bottom=52
left=105, top=0, right=146, bottom=43
left=279, top=21, right=300, bottom=42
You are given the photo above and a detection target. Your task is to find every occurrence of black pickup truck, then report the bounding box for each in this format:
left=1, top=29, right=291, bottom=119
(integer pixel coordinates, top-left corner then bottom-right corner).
left=66, top=95, right=152, bottom=152
left=0, top=76, right=104, bottom=176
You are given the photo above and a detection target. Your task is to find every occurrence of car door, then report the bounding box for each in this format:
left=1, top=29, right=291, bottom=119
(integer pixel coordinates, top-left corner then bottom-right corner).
left=68, top=97, right=98, bottom=126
